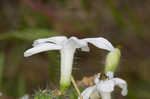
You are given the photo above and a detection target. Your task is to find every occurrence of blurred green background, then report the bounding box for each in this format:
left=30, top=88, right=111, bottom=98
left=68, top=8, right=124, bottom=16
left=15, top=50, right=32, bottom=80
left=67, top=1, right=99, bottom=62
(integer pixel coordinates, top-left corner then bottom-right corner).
left=0, top=0, right=150, bottom=99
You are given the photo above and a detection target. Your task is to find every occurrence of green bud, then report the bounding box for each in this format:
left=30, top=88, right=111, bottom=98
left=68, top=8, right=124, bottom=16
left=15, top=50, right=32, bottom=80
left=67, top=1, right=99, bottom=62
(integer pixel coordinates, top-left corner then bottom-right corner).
left=105, top=48, right=121, bottom=73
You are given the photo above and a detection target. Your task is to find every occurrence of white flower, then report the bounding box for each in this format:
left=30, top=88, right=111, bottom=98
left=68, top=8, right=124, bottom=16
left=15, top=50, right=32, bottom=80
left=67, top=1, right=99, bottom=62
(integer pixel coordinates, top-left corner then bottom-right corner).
left=19, top=94, right=29, bottom=99
left=24, top=36, right=115, bottom=91
left=79, top=72, right=128, bottom=99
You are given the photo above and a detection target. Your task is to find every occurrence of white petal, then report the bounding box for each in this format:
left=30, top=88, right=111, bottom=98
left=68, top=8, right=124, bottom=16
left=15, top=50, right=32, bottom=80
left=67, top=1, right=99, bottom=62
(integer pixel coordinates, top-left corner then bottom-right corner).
left=60, top=48, right=76, bottom=88
left=24, top=43, right=62, bottom=57
left=97, top=80, right=115, bottom=93
left=100, top=92, right=111, bottom=99
left=33, top=36, right=67, bottom=46
left=19, top=94, right=29, bottom=99
left=79, top=86, right=96, bottom=99
left=83, top=37, right=115, bottom=51
left=81, top=46, right=90, bottom=52
left=106, top=72, right=114, bottom=79
left=112, top=78, right=128, bottom=96
left=94, top=73, right=100, bottom=84
left=65, top=37, right=88, bottom=49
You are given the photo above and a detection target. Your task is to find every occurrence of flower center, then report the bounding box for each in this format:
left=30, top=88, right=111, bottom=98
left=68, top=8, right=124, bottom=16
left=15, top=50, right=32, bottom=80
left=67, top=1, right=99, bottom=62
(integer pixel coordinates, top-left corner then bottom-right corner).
left=100, top=73, right=107, bottom=80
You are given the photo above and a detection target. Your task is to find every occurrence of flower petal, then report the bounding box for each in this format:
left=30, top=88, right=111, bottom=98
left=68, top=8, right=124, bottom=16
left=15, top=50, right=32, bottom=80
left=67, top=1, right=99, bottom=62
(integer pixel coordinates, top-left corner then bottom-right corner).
left=83, top=37, right=115, bottom=51
left=97, top=80, right=115, bottom=93
left=106, top=72, right=114, bottom=79
left=94, top=73, right=100, bottom=84
left=112, top=78, right=128, bottom=96
left=65, top=37, right=88, bottom=49
left=100, top=92, right=111, bottom=99
left=24, top=43, right=62, bottom=57
left=60, top=48, right=76, bottom=92
left=19, top=94, right=29, bottom=99
left=33, top=36, right=67, bottom=46
left=79, top=86, right=96, bottom=99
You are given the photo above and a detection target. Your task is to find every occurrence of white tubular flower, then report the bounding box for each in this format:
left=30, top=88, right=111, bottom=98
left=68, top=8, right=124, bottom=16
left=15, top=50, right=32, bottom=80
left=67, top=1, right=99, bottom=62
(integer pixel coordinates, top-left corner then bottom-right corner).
left=24, top=36, right=115, bottom=92
left=79, top=72, right=128, bottom=99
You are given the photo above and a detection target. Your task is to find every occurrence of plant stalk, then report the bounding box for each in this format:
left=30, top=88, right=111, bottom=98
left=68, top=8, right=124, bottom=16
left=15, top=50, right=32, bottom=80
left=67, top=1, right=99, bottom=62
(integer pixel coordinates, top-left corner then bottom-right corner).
left=71, top=75, right=83, bottom=99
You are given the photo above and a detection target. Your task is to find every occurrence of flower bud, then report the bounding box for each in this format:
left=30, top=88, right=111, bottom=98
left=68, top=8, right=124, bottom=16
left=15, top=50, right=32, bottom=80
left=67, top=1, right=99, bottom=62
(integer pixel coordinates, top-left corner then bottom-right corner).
left=105, top=48, right=121, bottom=73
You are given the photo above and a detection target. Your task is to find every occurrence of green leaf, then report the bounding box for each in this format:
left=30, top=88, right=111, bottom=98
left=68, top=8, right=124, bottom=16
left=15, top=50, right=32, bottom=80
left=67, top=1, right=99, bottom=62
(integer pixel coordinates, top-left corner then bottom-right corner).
left=18, top=73, right=26, bottom=97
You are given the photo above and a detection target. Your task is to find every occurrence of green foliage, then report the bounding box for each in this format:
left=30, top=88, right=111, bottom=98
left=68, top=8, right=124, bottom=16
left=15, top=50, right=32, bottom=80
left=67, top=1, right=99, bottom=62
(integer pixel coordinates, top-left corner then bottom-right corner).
left=0, top=52, right=5, bottom=89
left=81, top=0, right=89, bottom=11
left=34, top=90, right=52, bottom=99
left=17, top=73, right=26, bottom=97
left=33, top=87, right=83, bottom=99
left=0, top=28, right=60, bottom=98
left=128, top=79, right=150, bottom=99
left=104, top=0, right=126, bottom=29
left=0, top=28, right=58, bottom=41
left=47, top=51, right=60, bottom=84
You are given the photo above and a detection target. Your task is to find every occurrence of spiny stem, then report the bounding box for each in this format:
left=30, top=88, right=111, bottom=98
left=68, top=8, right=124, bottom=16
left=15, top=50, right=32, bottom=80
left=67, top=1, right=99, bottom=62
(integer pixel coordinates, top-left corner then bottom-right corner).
left=71, top=75, right=83, bottom=99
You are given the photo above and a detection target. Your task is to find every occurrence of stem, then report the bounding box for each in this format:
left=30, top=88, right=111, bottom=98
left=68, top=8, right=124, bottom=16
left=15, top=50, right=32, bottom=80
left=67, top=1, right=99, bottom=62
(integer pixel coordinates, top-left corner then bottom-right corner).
left=71, top=75, right=83, bottom=99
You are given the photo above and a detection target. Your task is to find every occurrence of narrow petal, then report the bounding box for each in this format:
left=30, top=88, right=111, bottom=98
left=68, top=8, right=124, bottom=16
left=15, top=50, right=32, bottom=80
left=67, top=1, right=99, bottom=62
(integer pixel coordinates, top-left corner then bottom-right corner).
left=106, top=72, right=114, bottom=79
left=79, top=86, right=96, bottom=99
left=113, top=78, right=128, bottom=96
left=24, top=43, right=62, bottom=57
left=97, top=80, right=115, bottom=93
left=83, top=37, right=115, bottom=51
left=94, top=73, right=100, bottom=84
left=33, top=36, right=67, bottom=46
